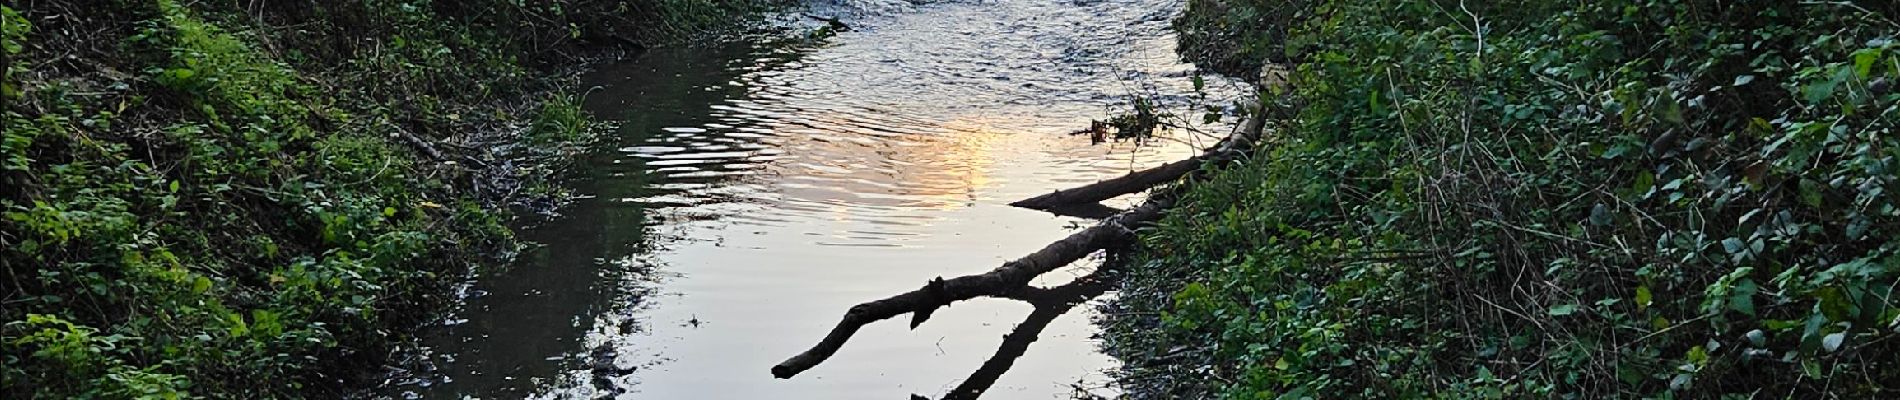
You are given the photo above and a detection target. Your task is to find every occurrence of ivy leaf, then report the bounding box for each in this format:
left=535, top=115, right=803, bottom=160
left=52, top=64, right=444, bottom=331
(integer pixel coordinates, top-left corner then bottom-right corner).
left=1728, top=279, right=1758, bottom=316
left=1798, top=179, right=1824, bottom=207
left=1602, top=142, right=1635, bottom=159
left=1588, top=203, right=1612, bottom=226
left=1804, top=68, right=1851, bottom=104
left=1722, top=237, right=1746, bottom=256
left=1822, top=332, right=1846, bottom=352
left=1669, top=373, right=1694, bottom=391
left=1845, top=215, right=1871, bottom=239
left=1800, top=313, right=1828, bottom=352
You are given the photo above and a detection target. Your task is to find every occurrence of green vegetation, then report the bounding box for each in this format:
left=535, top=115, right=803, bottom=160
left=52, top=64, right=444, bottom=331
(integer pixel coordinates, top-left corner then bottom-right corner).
left=1, top=1, right=779, bottom=398
left=1171, top=0, right=1312, bottom=78
left=1112, top=0, right=1900, bottom=397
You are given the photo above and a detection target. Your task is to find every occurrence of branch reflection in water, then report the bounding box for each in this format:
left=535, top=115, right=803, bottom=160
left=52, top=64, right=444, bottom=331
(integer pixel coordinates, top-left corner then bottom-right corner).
left=930, top=264, right=1118, bottom=400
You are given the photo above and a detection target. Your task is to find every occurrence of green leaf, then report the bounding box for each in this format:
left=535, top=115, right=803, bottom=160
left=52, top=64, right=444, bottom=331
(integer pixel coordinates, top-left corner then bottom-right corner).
left=1732, top=74, right=1755, bottom=86
left=1846, top=215, right=1871, bottom=238
left=192, top=276, right=212, bottom=294
left=1800, top=312, right=1829, bottom=352
left=1588, top=203, right=1612, bottom=226
left=1635, top=285, right=1653, bottom=310
left=227, top=313, right=249, bottom=337
left=1616, top=363, right=1646, bottom=385
left=1746, top=117, right=1774, bottom=137
left=1368, top=89, right=1385, bottom=115
left=1804, top=68, right=1851, bottom=103
left=1822, top=332, right=1845, bottom=352
left=1549, top=303, right=1580, bottom=316
left=1631, top=171, right=1655, bottom=197
left=1798, top=179, right=1823, bottom=207
left=1729, top=279, right=1757, bottom=316
left=1763, top=319, right=1798, bottom=332
left=1721, top=238, right=1746, bottom=256
left=1851, top=48, right=1881, bottom=78
left=1602, top=142, right=1635, bottom=159
left=1276, top=386, right=1310, bottom=400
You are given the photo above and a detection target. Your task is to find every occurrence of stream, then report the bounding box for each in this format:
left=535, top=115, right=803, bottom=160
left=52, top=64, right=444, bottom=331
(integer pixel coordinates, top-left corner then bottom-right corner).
left=377, top=0, right=1245, bottom=398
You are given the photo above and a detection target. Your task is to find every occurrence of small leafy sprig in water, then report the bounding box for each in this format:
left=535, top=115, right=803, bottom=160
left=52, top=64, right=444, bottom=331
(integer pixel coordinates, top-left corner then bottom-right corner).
left=1094, top=97, right=1174, bottom=143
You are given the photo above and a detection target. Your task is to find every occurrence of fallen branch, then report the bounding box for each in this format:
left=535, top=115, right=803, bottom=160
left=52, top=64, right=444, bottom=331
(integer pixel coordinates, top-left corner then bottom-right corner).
left=770, top=198, right=1171, bottom=379
left=1008, top=157, right=1203, bottom=210
left=392, top=123, right=490, bottom=169
left=395, top=127, right=450, bottom=162
left=1009, top=115, right=1263, bottom=211
left=772, top=113, right=1264, bottom=380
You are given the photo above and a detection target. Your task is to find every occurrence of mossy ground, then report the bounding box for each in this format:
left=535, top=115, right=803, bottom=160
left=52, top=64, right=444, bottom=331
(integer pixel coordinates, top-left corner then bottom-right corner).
left=1, top=1, right=780, bottom=398
left=1109, top=1, right=1900, bottom=398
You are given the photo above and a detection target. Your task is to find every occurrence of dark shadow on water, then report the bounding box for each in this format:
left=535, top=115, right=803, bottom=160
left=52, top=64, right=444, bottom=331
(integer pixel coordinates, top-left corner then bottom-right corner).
left=1037, top=202, right=1126, bottom=220
left=373, top=42, right=810, bottom=398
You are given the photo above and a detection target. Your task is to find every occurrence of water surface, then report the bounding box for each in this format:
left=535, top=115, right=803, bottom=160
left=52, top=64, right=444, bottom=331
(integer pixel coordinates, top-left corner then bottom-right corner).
left=380, top=1, right=1246, bottom=398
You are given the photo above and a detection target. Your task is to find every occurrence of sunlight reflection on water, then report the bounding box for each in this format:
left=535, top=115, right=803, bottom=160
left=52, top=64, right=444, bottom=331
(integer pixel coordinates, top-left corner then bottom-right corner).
left=378, top=0, right=1251, bottom=399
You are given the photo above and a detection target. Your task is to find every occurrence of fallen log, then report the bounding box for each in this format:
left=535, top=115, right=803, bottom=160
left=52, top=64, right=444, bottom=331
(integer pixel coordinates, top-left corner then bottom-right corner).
left=770, top=197, right=1171, bottom=379
left=1008, top=115, right=1264, bottom=211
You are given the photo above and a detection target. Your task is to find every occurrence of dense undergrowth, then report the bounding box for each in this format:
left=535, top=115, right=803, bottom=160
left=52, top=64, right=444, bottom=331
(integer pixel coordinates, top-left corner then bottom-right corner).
left=1, top=0, right=778, bottom=398
left=1110, top=0, right=1900, bottom=397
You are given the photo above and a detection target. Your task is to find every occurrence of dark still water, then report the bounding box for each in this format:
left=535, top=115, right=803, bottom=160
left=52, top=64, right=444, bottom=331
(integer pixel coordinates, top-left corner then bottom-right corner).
left=376, top=0, right=1246, bottom=398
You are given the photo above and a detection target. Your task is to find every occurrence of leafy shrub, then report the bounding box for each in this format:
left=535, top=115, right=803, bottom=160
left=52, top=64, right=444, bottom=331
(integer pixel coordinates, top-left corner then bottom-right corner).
left=2, top=0, right=778, bottom=398
left=1110, top=0, right=1900, bottom=398
left=1172, top=0, right=1315, bottom=78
